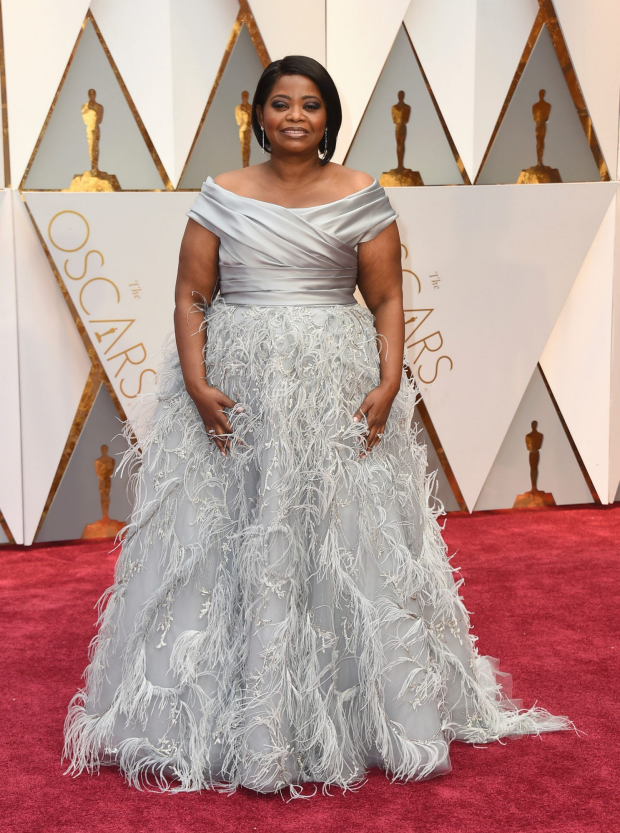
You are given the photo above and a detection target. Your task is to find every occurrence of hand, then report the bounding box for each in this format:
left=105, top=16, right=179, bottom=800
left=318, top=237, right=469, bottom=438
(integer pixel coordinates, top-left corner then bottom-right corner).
left=353, top=382, right=399, bottom=458
left=190, top=383, right=242, bottom=456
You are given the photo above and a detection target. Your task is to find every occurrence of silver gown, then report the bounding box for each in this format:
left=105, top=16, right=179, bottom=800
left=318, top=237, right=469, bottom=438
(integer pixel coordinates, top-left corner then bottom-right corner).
left=62, top=177, right=575, bottom=798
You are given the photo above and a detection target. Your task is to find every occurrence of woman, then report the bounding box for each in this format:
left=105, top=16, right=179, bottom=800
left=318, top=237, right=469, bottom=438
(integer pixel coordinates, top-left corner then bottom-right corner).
left=62, top=56, right=575, bottom=799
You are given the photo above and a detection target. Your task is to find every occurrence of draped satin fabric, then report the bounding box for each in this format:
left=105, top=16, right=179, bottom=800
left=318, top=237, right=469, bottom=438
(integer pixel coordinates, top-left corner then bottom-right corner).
left=185, top=177, right=399, bottom=306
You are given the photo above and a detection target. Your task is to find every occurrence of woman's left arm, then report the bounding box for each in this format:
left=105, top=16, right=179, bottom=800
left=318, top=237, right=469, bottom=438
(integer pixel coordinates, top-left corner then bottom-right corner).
left=354, top=220, right=404, bottom=457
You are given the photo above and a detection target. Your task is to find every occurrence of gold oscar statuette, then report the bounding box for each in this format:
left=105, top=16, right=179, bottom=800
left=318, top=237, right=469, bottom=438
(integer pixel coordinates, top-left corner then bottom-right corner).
left=66, top=88, right=121, bottom=192
left=517, top=89, right=562, bottom=184
left=82, top=444, right=126, bottom=538
left=513, top=420, right=556, bottom=508
left=236, top=91, right=253, bottom=168
left=379, top=91, right=423, bottom=188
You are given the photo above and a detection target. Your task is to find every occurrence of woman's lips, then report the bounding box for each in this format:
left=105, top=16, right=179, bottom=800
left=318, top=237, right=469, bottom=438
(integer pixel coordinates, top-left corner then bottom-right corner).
left=281, top=129, right=308, bottom=135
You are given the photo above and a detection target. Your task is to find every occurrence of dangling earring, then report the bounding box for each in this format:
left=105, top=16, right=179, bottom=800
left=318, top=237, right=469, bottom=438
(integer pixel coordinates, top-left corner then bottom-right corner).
left=318, top=126, right=328, bottom=160
left=261, top=125, right=266, bottom=154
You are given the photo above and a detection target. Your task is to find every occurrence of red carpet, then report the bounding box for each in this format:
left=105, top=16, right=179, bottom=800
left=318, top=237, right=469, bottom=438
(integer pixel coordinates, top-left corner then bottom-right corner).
left=2, top=505, right=617, bottom=833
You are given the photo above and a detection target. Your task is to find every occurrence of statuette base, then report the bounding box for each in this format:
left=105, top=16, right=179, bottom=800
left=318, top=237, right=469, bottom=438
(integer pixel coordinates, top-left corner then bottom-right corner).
left=517, top=165, right=562, bottom=184
left=66, top=170, right=122, bottom=192
left=82, top=517, right=127, bottom=539
left=379, top=167, right=424, bottom=187
left=513, top=489, right=556, bottom=509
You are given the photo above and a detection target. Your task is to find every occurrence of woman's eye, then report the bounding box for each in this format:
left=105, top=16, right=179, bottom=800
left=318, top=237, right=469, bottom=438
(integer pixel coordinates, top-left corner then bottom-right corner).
left=271, top=101, right=320, bottom=110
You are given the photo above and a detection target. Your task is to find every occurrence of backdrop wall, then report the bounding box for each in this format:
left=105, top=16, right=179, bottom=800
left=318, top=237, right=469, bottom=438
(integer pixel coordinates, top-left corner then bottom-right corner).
left=1, top=0, right=619, bottom=545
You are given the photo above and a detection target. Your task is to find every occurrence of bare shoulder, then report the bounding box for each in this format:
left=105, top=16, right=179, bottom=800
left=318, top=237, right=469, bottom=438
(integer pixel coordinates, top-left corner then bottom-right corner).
left=212, top=166, right=265, bottom=194
left=330, top=166, right=375, bottom=192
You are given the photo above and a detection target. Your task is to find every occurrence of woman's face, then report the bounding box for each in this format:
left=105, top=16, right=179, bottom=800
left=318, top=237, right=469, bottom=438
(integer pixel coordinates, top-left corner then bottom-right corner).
left=257, top=74, right=327, bottom=157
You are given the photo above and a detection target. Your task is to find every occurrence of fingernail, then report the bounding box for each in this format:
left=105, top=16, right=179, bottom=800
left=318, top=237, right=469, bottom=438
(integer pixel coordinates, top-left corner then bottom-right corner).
left=353, top=416, right=359, bottom=422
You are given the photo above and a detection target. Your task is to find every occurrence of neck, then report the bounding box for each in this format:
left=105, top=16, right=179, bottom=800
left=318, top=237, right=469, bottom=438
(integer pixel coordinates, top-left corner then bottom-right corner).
left=265, top=155, right=324, bottom=188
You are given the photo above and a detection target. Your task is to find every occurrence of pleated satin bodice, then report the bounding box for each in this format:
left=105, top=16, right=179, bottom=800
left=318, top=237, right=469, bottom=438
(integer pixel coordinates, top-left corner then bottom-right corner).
left=185, top=176, right=399, bottom=305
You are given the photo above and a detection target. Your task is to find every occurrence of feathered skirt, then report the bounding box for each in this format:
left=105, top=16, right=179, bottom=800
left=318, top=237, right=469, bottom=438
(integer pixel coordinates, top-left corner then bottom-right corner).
left=62, top=297, right=575, bottom=798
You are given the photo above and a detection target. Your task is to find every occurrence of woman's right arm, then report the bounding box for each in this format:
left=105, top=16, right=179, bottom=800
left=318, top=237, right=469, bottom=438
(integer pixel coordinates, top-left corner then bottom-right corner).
left=174, top=218, right=238, bottom=456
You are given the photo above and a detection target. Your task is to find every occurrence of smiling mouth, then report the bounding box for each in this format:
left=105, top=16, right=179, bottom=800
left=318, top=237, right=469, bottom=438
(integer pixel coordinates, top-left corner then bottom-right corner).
left=281, top=129, right=308, bottom=135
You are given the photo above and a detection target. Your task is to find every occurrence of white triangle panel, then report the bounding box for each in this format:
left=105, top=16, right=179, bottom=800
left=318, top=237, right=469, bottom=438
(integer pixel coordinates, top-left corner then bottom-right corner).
left=411, top=407, right=460, bottom=513
left=23, top=18, right=163, bottom=191
left=475, top=366, right=593, bottom=511
left=178, top=23, right=265, bottom=187
left=13, top=192, right=91, bottom=544
left=540, top=188, right=618, bottom=503
left=608, top=192, right=620, bottom=500
left=327, top=0, right=411, bottom=164
left=91, top=0, right=240, bottom=188
left=345, top=25, right=462, bottom=185
left=2, top=0, right=91, bottom=186
left=251, top=0, right=324, bottom=65
left=0, top=192, right=23, bottom=542
left=390, top=181, right=617, bottom=510
left=37, top=383, right=133, bottom=543
left=402, top=0, right=476, bottom=179
left=554, top=0, right=620, bottom=180
left=473, top=0, right=540, bottom=179
left=403, top=0, right=539, bottom=181
left=477, top=24, right=601, bottom=185
left=0, top=90, right=5, bottom=188
left=25, top=192, right=196, bottom=437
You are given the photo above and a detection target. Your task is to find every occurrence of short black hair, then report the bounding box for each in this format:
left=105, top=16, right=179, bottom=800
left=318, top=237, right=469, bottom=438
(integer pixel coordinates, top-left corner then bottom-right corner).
left=251, top=56, right=342, bottom=166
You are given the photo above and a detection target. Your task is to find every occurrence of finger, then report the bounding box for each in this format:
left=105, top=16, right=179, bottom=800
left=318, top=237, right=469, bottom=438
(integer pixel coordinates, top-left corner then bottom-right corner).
left=216, top=422, right=237, bottom=453
left=212, top=426, right=229, bottom=456
left=205, top=425, right=227, bottom=455
left=221, top=395, right=240, bottom=412
left=205, top=425, right=218, bottom=442
left=366, top=426, right=378, bottom=448
left=217, top=414, right=240, bottom=449
left=215, top=407, right=234, bottom=432
left=367, top=435, right=382, bottom=454
left=220, top=402, right=246, bottom=433
left=205, top=426, right=222, bottom=448
left=361, top=426, right=377, bottom=457
left=216, top=413, right=234, bottom=433
left=353, top=400, right=371, bottom=424
left=363, top=424, right=386, bottom=456
left=213, top=412, right=244, bottom=449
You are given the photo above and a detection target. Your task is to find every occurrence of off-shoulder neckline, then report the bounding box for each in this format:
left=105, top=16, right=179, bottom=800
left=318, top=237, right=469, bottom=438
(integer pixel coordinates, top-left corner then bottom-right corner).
left=205, top=175, right=379, bottom=210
